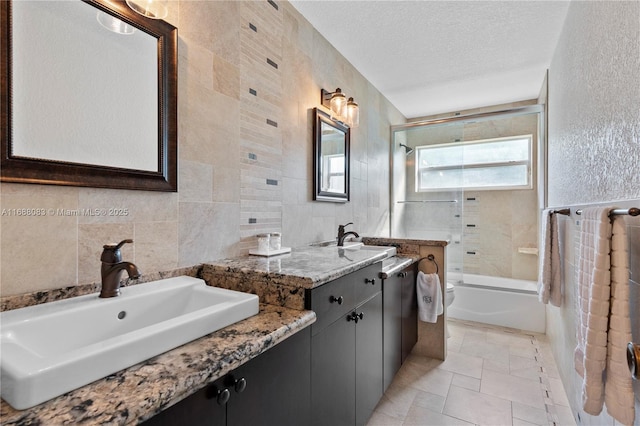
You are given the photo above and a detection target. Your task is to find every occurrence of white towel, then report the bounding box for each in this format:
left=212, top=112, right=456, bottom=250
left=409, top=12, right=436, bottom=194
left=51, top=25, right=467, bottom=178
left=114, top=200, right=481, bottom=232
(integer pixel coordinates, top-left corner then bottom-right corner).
left=604, top=216, right=634, bottom=425
left=538, top=208, right=563, bottom=307
left=574, top=207, right=611, bottom=415
left=573, top=206, right=635, bottom=424
left=416, top=271, right=443, bottom=323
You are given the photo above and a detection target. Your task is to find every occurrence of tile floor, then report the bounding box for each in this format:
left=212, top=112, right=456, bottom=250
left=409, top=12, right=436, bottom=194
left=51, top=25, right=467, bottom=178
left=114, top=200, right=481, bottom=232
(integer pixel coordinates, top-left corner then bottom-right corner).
left=368, top=319, right=577, bottom=426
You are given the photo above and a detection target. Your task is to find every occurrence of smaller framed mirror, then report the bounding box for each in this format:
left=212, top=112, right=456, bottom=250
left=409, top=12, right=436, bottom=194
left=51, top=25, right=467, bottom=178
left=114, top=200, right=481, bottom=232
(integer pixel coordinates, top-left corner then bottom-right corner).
left=313, top=108, right=350, bottom=202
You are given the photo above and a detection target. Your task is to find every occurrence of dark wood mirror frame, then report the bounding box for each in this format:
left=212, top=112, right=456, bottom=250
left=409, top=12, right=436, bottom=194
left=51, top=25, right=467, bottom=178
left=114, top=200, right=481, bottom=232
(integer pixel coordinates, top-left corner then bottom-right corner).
left=313, top=108, right=350, bottom=203
left=0, top=0, right=178, bottom=191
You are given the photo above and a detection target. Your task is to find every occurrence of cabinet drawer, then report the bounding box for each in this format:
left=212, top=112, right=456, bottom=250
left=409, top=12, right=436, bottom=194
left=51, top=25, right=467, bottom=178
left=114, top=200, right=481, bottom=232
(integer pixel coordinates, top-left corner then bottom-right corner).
left=307, top=275, right=355, bottom=334
left=306, top=263, right=382, bottom=335
left=351, top=263, right=382, bottom=307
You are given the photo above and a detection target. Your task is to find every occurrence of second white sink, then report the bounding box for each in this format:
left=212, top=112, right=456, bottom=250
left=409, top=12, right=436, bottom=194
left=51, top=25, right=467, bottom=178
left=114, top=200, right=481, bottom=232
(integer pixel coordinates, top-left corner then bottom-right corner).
left=341, top=242, right=397, bottom=258
left=1, top=276, right=259, bottom=409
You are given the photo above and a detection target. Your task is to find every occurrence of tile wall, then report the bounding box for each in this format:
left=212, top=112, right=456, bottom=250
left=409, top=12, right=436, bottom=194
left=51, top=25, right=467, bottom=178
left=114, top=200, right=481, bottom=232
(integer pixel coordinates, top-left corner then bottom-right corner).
left=0, top=1, right=405, bottom=297
left=545, top=1, right=640, bottom=424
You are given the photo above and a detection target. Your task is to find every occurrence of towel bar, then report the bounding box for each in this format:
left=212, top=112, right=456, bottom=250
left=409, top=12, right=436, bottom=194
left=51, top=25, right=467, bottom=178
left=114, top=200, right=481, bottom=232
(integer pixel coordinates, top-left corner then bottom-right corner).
left=417, top=254, right=439, bottom=274
left=627, top=342, right=640, bottom=380
left=575, top=207, right=639, bottom=217
left=551, top=208, right=571, bottom=216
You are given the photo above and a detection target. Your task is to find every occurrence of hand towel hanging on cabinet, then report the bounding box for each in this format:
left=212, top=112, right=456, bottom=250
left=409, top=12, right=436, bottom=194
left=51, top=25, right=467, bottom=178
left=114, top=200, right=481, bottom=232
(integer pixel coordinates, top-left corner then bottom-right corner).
left=416, top=271, right=443, bottom=323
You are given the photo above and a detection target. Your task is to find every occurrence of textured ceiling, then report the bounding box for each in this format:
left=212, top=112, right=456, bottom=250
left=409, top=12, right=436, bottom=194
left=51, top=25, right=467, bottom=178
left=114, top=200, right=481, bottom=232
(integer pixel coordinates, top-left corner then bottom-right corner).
left=290, top=0, right=570, bottom=118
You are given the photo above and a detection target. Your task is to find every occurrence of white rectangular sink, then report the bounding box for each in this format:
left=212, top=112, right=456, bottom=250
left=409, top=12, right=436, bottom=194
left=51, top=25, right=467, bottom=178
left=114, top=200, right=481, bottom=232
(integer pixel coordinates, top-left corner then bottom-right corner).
left=340, top=242, right=397, bottom=258
left=0, top=276, right=259, bottom=409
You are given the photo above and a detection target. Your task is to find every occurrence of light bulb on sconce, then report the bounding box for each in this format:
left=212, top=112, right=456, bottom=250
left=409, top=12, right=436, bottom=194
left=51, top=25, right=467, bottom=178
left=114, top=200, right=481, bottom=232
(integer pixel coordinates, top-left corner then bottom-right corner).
left=126, top=0, right=168, bottom=19
left=321, top=88, right=359, bottom=128
left=96, top=10, right=136, bottom=35
left=329, top=88, right=346, bottom=121
left=346, top=97, right=359, bottom=128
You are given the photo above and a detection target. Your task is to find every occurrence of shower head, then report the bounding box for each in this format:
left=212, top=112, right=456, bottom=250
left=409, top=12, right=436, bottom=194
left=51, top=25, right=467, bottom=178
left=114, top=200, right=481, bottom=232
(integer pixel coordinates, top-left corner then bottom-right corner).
left=399, top=143, right=414, bottom=155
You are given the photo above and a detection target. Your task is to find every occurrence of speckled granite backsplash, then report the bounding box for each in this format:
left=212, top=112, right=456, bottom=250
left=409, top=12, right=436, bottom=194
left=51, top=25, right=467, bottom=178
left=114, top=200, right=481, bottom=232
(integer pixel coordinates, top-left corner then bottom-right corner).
left=361, top=237, right=447, bottom=253
left=0, top=265, right=202, bottom=312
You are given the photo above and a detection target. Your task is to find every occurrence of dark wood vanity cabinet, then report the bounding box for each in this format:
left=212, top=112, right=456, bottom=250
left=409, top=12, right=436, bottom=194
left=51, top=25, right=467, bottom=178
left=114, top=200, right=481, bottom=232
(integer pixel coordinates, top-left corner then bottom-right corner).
left=382, top=264, right=417, bottom=391
left=144, top=327, right=311, bottom=426
left=382, top=271, right=402, bottom=391
left=400, top=264, right=418, bottom=363
left=306, top=263, right=383, bottom=426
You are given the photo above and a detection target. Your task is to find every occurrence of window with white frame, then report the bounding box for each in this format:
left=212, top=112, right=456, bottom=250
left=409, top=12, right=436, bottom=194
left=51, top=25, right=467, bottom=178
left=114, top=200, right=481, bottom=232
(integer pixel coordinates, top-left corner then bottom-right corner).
left=322, top=154, right=345, bottom=193
left=416, top=135, right=532, bottom=191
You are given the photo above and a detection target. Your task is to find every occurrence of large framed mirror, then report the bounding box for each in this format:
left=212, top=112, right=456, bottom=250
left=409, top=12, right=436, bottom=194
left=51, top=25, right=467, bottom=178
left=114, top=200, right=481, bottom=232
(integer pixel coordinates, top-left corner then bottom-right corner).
left=313, top=108, right=350, bottom=202
left=1, top=0, right=178, bottom=191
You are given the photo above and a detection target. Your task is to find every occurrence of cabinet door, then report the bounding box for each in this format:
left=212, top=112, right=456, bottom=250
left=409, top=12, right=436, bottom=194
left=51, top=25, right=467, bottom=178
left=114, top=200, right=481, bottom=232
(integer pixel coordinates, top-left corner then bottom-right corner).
left=382, top=274, right=402, bottom=391
left=400, top=265, right=418, bottom=363
left=227, top=328, right=311, bottom=426
left=355, top=292, right=383, bottom=426
left=143, top=378, right=226, bottom=426
left=311, top=314, right=356, bottom=426
left=145, top=328, right=311, bottom=426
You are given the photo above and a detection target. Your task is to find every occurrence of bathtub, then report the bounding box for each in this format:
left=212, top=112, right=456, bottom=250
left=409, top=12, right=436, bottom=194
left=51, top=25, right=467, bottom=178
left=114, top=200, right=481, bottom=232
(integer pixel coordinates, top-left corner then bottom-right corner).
left=446, top=273, right=545, bottom=333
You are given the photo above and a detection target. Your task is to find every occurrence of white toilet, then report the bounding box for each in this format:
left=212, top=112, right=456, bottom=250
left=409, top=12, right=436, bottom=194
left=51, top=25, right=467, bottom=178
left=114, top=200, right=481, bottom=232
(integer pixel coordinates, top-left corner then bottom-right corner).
left=445, top=281, right=455, bottom=337
left=445, top=281, right=455, bottom=307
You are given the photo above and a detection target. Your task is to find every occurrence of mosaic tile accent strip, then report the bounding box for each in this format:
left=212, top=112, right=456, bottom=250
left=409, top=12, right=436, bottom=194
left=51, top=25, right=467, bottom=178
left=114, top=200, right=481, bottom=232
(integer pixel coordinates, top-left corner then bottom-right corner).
left=239, top=1, right=283, bottom=252
left=266, top=58, right=278, bottom=69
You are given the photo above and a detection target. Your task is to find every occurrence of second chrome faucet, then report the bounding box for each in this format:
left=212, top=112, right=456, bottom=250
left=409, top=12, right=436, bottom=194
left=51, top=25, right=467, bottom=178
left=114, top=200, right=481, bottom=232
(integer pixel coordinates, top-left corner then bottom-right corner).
left=100, top=239, right=140, bottom=298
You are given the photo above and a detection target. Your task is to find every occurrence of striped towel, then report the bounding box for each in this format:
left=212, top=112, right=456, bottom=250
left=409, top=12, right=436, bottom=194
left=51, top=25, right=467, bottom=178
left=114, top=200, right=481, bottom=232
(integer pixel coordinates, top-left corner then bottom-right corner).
left=574, top=207, right=634, bottom=425
left=604, top=216, right=634, bottom=425
left=574, top=207, right=611, bottom=414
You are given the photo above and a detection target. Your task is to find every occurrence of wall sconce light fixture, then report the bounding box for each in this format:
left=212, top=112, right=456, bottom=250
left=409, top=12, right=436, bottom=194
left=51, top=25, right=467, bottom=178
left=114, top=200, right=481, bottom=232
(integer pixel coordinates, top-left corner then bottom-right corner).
left=321, top=88, right=359, bottom=128
left=126, top=0, right=168, bottom=19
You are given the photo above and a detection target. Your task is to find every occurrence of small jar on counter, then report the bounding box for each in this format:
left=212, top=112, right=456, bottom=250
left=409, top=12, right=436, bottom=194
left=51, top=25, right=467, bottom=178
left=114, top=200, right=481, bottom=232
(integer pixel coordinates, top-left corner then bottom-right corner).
left=269, top=232, right=281, bottom=250
left=257, top=233, right=270, bottom=252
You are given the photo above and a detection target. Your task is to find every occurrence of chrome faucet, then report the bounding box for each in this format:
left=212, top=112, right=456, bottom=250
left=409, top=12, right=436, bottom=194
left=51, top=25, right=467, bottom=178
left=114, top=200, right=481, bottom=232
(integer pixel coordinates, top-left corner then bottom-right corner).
left=337, top=223, right=359, bottom=246
left=100, top=239, right=140, bottom=298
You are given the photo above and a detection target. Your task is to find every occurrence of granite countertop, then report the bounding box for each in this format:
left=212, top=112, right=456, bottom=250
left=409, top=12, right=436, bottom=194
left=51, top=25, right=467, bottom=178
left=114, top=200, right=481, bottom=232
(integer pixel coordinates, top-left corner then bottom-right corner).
left=380, top=256, right=415, bottom=278
left=201, top=240, right=446, bottom=311
left=204, top=244, right=389, bottom=290
left=0, top=304, right=316, bottom=425
left=201, top=245, right=389, bottom=312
